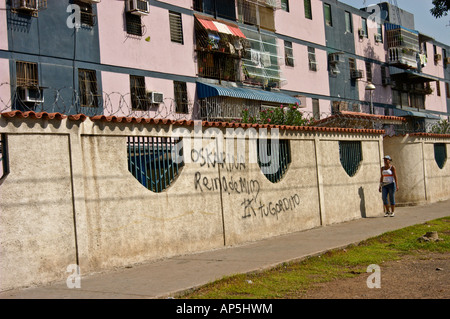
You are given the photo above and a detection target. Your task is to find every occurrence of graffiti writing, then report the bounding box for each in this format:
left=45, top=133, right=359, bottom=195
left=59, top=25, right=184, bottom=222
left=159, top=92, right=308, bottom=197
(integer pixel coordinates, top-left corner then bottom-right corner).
left=241, top=194, right=300, bottom=220
left=191, top=147, right=246, bottom=172
left=194, top=172, right=260, bottom=198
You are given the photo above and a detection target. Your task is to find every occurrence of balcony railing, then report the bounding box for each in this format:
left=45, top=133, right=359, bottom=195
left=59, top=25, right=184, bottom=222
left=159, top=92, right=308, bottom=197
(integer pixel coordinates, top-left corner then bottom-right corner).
left=197, top=50, right=241, bottom=82
left=388, top=48, right=418, bottom=69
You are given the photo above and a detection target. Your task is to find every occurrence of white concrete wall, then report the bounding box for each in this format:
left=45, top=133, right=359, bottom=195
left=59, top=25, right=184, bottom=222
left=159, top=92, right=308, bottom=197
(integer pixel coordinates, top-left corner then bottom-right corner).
left=0, top=114, right=386, bottom=291
left=383, top=135, right=450, bottom=206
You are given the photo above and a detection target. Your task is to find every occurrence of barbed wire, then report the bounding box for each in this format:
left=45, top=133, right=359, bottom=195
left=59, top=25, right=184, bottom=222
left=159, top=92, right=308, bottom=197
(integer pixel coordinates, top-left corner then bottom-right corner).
left=0, top=82, right=447, bottom=135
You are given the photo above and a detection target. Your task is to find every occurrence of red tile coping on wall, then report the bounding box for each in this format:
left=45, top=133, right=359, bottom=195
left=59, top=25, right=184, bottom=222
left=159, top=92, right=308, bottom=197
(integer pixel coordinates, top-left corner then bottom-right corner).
left=409, top=133, right=450, bottom=138
left=314, top=111, right=406, bottom=125
left=1, top=111, right=386, bottom=135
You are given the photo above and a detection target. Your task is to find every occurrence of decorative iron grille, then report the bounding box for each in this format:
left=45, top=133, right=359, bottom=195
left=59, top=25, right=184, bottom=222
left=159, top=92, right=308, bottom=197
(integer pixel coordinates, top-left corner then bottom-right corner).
left=339, top=141, right=362, bottom=177
left=434, top=143, right=447, bottom=170
left=127, top=136, right=184, bottom=193
left=257, top=139, right=291, bottom=183
left=0, top=134, right=9, bottom=180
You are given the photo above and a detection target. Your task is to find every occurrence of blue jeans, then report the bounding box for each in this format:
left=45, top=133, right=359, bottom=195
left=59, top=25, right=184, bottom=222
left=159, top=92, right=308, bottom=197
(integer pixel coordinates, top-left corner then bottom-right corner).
left=382, top=182, right=396, bottom=206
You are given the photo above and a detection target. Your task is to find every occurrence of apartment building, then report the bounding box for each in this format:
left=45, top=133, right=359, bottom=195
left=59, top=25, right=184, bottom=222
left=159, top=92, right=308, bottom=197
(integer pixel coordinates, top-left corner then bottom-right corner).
left=0, top=0, right=449, bottom=126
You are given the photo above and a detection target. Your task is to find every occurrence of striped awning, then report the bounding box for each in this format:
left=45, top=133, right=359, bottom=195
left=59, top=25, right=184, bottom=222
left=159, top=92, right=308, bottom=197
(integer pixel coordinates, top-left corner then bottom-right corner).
left=197, top=82, right=301, bottom=105
left=195, top=14, right=246, bottom=38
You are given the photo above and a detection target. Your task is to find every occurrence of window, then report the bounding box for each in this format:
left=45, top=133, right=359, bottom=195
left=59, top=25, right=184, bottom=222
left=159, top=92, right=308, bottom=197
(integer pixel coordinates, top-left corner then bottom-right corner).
left=0, top=134, right=9, bottom=181
left=78, top=69, right=99, bottom=108
left=308, top=47, right=317, bottom=71
left=174, top=81, right=188, bottom=113
left=169, top=11, right=183, bottom=44
left=324, top=3, right=332, bottom=27
left=365, top=62, right=372, bottom=83
left=237, top=0, right=275, bottom=31
left=126, top=12, right=143, bottom=36
left=381, top=65, right=388, bottom=85
left=130, top=75, right=149, bottom=110
left=446, top=82, right=450, bottom=99
left=16, top=61, right=38, bottom=87
left=127, top=136, right=184, bottom=192
left=281, top=0, right=289, bottom=12
left=434, top=143, right=447, bottom=169
left=361, top=18, right=368, bottom=37
left=194, top=0, right=236, bottom=20
left=74, top=0, right=95, bottom=27
left=339, top=141, right=362, bottom=177
left=304, top=0, right=312, bottom=19
left=376, top=23, right=383, bottom=41
left=348, top=57, right=356, bottom=77
left=284, top=41, right=294, bottom=67
left=422, top=42, right=428, bottom=57
left=257, top=139, right=291, bottom=183
left=312, top=98, right=320, bottom=120
left=436, top=81, right=441, bottom=97
left=345, top=11, right=352, bottom=33
left=444, top=49, right=448, bottom=69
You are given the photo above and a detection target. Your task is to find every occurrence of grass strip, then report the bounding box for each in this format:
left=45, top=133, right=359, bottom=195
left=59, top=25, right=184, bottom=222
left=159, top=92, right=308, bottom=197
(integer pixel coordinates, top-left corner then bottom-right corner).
left=182, top=217, right=450, bottom=299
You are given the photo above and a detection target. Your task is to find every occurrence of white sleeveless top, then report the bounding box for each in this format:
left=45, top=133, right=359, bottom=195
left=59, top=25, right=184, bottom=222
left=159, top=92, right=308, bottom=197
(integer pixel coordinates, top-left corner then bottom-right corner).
left=382, top=166, right=394, bottom=184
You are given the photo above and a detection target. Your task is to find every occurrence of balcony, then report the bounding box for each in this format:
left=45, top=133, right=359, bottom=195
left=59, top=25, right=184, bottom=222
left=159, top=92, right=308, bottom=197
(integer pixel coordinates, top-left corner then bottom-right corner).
left=385, top=23, right=420, bottom=69
left=388, top=48, right=418, bottom=69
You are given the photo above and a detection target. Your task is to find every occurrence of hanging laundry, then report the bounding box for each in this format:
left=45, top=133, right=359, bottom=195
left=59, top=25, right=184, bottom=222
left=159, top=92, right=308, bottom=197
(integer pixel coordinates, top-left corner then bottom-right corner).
left=260, top=51, right=271, bottom=67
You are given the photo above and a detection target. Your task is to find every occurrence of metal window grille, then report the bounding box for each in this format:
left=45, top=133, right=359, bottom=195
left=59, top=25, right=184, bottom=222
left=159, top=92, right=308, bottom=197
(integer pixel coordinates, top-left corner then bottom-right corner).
left=16, top=61, right=38, bottom=87
left=127, top=136, right=184, bottom=193
left=169, top=11, right=183, bottom=44
left=308, top=47, right=317, bottom=71
left=339, top=141, right=362, bottom=177
left=285, top=41, right=294, bottom=67
left=78, top=69, right=99, bottom=108
left=365, top=62, right=372, bottom=83
left=348, top=58, right=356, bottom=77
left=174, top=81, right=189, bottom=114
left=257, top=139, right=291, bottom=183
left=434, top=143, right=447, bottom=170
left=11, top=0, right=47, bottom=17
left=0, top=134, right=9, bottom=180
left=130, top=75, right=149, bottom=110
left=126, top=12, right=144, bottom=36
left=74, top=0, right=96, bottom=27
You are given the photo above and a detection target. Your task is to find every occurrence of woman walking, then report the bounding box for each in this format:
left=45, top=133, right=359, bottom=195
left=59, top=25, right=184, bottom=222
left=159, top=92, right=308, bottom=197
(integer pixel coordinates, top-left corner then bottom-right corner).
left=379, top=155, right=399, bottom=217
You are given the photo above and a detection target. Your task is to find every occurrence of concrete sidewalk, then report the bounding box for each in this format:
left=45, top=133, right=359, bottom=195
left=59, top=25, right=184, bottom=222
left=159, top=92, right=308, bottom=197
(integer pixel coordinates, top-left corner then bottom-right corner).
left=1, top=200, right=449, bottom=299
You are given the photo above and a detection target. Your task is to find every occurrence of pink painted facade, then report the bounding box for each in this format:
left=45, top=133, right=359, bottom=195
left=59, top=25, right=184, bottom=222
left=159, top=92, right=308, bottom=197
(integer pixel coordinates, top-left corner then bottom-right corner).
left=97, top=1, right=196, bottom=119
left=0, top=0, right=7, bottom=51
left=421, top=43, right=448, bottom=113
left=352, top=15, right=392, bottom=112
left=275, top=0, right=330, bottom=116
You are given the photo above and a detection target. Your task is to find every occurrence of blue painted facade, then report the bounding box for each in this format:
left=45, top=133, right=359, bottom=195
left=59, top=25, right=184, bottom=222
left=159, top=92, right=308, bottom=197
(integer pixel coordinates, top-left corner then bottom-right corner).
left=6, top=0, right=102, bottom=115
left=323, top=0, right=359, bottom=109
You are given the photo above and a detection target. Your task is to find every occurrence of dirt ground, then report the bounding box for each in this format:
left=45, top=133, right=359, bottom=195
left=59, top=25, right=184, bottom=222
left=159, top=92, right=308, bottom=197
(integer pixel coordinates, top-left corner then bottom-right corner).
left=301, top=252, right=450, bottom=299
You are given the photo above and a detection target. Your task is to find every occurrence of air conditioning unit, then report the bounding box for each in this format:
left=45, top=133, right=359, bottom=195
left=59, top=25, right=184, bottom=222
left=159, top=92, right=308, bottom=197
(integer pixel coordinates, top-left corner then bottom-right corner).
left=382, top=77, right=392, bottom=86
left=147, top=92, right=164, bottom=104
left=358, top=29, right=366, bottom=38
left=126, top=0, right=149, bottom=16
left=329, top=53, right=344, bottom=64
left=434, top=54, right=442, bottom=62
left=15, top=0, right=39, bottom=11
left=374, top=34, right=383, bottom=43
left=445, top=57, right=450, bottom=65
left=351, top=70, right=364, bottom=79
left=18, top=87, right=44, bottom=103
